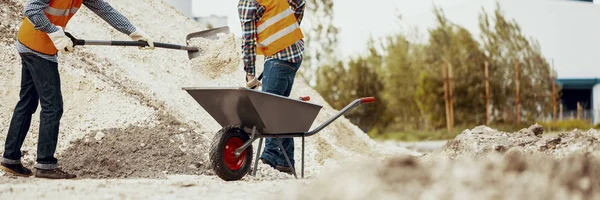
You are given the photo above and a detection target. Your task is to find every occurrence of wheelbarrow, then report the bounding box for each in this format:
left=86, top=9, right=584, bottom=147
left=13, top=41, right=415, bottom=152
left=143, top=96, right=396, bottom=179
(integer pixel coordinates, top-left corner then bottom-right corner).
left=182, top=87, right=375, bottom=181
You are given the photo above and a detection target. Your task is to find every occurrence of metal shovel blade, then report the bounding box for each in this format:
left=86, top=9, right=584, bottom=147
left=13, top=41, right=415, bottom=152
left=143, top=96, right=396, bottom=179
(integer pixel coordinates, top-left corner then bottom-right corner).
left=186, top=26, right=231, bottom=59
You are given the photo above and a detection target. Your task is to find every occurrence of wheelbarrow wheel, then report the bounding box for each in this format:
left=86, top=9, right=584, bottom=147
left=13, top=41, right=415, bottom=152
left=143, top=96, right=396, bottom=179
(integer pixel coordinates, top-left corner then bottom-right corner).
left=209, top=126, right=253, bottom=181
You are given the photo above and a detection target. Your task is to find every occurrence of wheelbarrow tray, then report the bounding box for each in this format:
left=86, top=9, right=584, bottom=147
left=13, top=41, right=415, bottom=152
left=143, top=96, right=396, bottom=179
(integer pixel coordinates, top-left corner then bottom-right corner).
left=182, top=87, right=323, bottom=134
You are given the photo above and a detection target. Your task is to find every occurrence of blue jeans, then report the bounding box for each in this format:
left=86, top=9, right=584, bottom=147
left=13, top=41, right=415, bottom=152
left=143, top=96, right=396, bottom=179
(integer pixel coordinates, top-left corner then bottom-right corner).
left=2, top=53, right=63, bottom=169
left=259, top=59, right=301, bottom=168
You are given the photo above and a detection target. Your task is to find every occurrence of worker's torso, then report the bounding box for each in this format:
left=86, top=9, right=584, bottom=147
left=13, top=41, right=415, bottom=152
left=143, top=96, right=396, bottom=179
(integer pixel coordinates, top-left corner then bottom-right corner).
left=18, top=0, right=83, bottom=55
left=255, top=0, right=303, bottom=56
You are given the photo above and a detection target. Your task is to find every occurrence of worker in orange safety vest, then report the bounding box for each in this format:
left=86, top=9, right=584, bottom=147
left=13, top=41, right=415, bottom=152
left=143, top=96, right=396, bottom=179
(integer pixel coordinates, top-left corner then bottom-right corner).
left=239, top=0, right=306, bottom=175
left=1, top=0, right=154, bottom=179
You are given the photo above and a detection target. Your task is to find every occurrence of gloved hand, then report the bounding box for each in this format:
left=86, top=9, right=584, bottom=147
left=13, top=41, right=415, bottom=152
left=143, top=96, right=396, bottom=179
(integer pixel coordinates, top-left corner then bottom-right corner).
left=246, top=75, right=262, bottom=89
left=47, top=26, right=74, bottom=54
left=129, top=28, right=155, bottom=50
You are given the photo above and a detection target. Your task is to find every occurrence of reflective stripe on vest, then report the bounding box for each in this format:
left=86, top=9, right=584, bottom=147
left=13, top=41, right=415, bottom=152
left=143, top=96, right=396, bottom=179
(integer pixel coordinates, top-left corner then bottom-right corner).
left=17, top=0, right=83, bottom=55
left=258, top=23, right=299, bottom=47
left=44, top=7, right=80, bottom=17
left=257, top=8, right=294, bottom=33
left=255, top=0, right=304, bottom=56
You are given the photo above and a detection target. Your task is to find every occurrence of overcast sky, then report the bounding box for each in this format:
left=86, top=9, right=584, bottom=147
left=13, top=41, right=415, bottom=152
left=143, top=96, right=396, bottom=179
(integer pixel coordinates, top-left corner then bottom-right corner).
left=192, top=0, right=600, bottom=79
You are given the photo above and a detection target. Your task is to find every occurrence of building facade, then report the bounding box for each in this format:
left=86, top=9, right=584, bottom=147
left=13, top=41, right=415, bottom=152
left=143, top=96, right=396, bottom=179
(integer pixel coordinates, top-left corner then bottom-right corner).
left=556, top=78, right=600, bottom=125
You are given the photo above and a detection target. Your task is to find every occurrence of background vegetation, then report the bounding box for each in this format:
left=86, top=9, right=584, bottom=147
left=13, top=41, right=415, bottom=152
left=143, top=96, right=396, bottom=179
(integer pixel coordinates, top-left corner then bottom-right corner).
left=304, top=3, right=592, bottom=141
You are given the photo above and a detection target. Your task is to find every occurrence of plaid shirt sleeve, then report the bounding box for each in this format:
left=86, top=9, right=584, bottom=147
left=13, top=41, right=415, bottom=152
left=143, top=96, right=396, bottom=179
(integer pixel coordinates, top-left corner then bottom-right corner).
left=83, top=0, right=137, bottom=35
left=238, top=0, right=258, bottom=76
left=289, top=0, right=306, bottom=25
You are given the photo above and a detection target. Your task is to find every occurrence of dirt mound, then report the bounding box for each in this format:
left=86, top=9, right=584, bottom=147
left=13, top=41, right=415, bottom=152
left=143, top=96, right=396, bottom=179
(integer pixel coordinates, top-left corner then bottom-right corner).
left=441, top=124, right=600, bottom=158
left=274, top=126, right=600, bottom=199
left=59, top=115, right=212, bottom=179
left=441, top=124, right=543, bottom=157
left=283, top=152, right=600, bottom=200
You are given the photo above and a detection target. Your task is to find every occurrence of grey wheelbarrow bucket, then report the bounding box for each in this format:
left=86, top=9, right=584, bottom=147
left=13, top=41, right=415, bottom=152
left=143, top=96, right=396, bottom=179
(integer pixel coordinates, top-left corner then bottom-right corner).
left=182, top=87, right=376, bottom=181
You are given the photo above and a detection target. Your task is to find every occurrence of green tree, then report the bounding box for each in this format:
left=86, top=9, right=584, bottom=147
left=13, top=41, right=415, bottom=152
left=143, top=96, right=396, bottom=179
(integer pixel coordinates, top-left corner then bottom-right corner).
left=315, top=45, right=387, bottom=132
left=416, top=6, right=488, bottom=129
left=478, top=3, right=552, bottom=126
left=378, top=33, right=424, bottom=131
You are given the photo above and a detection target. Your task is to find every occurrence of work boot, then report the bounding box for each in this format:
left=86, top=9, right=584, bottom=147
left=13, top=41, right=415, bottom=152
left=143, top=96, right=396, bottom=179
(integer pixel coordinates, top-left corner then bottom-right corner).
left=275, top=165, right=294, bottom=175
left=35, top=168, right=77, bottom=179
left=0, top=162, right=33, bottom=177
left=260, top=158, right=275, bottom=168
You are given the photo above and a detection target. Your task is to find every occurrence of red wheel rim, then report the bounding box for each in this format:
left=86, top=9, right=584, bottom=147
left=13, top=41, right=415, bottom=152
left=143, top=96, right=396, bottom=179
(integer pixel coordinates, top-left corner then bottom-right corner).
left=223, top=137, right=246, bottom=170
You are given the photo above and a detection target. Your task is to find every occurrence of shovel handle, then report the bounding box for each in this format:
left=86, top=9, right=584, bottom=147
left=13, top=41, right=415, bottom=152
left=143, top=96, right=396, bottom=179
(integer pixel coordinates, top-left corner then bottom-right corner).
left=65, top=32, right=198, bottom=51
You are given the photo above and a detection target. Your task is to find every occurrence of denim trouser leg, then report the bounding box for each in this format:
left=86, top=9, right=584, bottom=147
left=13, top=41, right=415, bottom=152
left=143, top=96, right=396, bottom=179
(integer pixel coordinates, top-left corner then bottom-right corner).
left=2, top=54, right=39, bottom=165
left=2, top=53, right=62, bottom=169
left=259, top=59, right=301, bottom=168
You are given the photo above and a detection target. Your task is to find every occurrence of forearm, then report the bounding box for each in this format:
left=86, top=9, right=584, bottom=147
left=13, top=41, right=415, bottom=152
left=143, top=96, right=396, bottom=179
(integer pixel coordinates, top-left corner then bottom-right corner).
left=83, top=0, right=136, bottom=35
left=239, top=0, right=258, bottom=75
left=241, top=34, right=257, bottom=76
left=23, top=0, right=60, bottom=33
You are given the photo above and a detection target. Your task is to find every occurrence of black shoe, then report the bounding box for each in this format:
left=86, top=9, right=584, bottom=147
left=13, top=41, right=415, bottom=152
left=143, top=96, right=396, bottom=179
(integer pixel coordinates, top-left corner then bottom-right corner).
left=250, top=158, right=275, bottom=174
left=275, top=165, right=295, bottom=175
left=260, top=158, right=275, bottom=168
left=35, top=168, right=77, bottom=179
left=0, top=163, right=33, bottom=177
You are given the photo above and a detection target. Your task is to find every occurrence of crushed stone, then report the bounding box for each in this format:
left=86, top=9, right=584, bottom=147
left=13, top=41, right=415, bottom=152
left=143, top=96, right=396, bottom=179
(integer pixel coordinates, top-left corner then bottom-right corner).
left=441, top=124, right=600, bottom=158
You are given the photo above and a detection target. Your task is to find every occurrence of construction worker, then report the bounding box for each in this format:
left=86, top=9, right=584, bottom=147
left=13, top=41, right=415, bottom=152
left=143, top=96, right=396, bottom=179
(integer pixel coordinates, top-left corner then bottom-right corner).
left=240, top=0, right=305, bottom=174
left=1, top=0, right=154, bottom=179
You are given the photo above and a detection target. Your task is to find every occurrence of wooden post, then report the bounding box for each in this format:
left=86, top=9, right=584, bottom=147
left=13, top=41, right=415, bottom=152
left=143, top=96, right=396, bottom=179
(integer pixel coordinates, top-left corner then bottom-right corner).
left=515, top=61, right=520, bottom=128
left=560, top=104, right=563, bottom=120
left=448, top=63, right=455, bottom=132
left=485, top=61, right=490, bottom=126
left=443, top=63, right=451, bottom=134
left=551, top=60, right=557, bottom=126
left=577, top=102, right=582, bottom=120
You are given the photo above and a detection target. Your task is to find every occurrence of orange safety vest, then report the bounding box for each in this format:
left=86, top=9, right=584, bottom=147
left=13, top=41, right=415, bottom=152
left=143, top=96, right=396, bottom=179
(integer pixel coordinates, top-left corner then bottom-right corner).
left=17, top=0, right=83, bottom=55
left=255, top=0, right=304, bottom=56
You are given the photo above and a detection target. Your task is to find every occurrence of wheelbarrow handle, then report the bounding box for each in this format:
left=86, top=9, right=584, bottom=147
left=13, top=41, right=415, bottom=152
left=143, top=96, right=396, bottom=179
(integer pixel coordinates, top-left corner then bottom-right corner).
left=304, top=97, right=376, bottom=136
left=65, top=32, right=199, bottom=52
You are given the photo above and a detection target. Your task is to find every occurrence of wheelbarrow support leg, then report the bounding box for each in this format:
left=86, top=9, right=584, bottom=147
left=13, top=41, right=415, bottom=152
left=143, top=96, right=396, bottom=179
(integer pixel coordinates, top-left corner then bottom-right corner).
left=235, top=127, right=258, bottom=157
left=302, top=134, right=305, bottom=178
left=252, top=137, right=264, bottom=176
left=277, top=137, right=298, bottom=179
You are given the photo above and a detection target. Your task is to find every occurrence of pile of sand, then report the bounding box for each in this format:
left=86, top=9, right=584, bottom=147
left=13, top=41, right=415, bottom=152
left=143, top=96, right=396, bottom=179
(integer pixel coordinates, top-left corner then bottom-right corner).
left=440, top=124, right=600, bottom=158
left=0, top=0, right=410, bottom=180
left=280, top=126, right=600, bottom=200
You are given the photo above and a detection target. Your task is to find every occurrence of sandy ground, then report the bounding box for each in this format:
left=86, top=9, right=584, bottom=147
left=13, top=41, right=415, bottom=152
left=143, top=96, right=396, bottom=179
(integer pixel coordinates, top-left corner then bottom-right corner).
left=0, top=175, right=305, bottom=199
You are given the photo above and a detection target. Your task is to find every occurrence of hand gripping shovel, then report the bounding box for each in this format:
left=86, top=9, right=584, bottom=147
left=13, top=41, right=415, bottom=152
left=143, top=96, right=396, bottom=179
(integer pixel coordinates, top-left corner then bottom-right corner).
left=64, top=26, right=230, bottom=60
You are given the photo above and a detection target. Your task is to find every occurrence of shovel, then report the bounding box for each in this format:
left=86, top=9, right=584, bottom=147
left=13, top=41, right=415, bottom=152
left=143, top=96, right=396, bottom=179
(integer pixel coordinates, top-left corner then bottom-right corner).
left=65, top=26, right=230, bottom=60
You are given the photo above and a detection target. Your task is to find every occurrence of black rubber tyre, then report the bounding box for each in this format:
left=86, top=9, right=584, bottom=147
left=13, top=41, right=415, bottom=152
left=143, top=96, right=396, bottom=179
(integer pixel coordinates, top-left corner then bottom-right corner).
left=209, top=126, right=253, bottom=181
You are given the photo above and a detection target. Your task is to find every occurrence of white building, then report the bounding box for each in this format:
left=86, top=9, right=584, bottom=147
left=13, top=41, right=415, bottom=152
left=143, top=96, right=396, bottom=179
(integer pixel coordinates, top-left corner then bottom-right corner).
left=164, top=0, right=194, bottom=18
